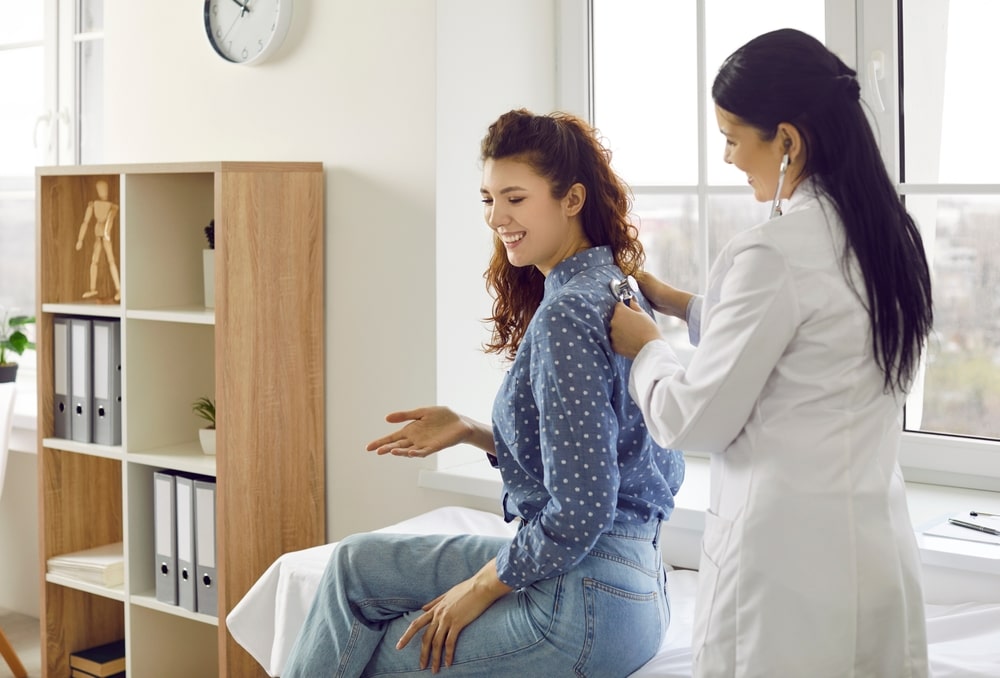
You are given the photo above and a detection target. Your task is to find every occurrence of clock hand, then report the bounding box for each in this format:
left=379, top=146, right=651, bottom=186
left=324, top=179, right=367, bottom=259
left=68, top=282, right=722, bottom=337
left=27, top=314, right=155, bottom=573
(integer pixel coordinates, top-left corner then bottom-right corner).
left=229, top=0, right=250, bottom=17
left=220, top=10, right=244, bottom=44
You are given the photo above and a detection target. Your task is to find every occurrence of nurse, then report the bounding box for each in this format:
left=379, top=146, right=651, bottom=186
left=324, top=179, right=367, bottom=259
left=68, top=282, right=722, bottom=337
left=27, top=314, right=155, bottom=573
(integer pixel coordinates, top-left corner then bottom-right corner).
left=610, top=29, right=933, bottom=677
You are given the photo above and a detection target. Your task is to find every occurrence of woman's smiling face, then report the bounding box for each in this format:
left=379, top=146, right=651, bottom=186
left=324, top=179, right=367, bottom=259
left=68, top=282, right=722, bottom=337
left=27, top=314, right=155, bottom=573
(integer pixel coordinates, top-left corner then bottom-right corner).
left=481, top=157, right=588, bottom=276
left=715, top=105, right=790, bottom=204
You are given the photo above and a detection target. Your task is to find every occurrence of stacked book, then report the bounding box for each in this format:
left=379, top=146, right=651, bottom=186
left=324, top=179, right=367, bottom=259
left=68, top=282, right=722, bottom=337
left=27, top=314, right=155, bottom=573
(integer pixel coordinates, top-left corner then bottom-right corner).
left=46, top=542, right=124, bottom=588
left=70, top=638, right=126, bottom=677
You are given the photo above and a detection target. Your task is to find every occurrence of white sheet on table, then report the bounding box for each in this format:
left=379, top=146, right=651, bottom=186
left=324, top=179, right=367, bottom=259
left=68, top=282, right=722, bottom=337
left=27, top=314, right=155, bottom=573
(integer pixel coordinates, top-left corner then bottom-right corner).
left=228, top=506, right=1000, bottom=678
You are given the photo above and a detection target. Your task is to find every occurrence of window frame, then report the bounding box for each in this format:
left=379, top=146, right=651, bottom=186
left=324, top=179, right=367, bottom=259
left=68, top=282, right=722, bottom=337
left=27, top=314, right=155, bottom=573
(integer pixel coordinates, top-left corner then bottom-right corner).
left=575, top=0, right=1000, bottom=491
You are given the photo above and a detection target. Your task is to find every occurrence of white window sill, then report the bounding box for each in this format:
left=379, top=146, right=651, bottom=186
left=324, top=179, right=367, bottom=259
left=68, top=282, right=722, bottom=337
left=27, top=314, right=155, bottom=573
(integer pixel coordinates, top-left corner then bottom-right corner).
left=420, top=455, right=1000, bottom=603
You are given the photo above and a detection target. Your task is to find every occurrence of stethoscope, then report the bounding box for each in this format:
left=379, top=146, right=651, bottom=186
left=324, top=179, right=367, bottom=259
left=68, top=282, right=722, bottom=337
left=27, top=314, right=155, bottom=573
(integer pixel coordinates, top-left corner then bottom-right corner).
left=610, top=275, right=638, bottom=306
left=770, top=152, right=790, bottom=220
left=611, top=150, right=790, bottom=304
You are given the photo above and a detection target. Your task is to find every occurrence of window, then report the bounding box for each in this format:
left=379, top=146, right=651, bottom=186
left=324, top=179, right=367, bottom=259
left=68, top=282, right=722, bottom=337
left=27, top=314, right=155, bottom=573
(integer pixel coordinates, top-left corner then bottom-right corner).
left=898, top=0, right=1000, bottom=442
left=590, top=0, right=1000, bottom=488
left=0, top=0, right=103, bottom=393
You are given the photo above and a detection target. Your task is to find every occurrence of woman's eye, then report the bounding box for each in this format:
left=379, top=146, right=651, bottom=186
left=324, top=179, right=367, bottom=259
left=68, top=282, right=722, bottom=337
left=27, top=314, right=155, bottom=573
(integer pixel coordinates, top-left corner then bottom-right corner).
left=481, top=198, right=494, bottom=205
left=508, top=197, right=524, bottom=204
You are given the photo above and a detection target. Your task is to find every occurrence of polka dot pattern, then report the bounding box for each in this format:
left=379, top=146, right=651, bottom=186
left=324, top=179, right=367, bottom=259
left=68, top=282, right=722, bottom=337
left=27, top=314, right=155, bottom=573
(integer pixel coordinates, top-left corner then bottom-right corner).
left=492, top=246, right=685, bottom=589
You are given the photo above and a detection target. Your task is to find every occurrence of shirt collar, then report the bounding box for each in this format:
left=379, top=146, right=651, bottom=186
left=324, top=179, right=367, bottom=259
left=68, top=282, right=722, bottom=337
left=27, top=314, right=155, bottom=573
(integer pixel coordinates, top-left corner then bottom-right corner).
left=780, top=177, right=822, bottom=216
left=544, top=246, right=614, bottom=296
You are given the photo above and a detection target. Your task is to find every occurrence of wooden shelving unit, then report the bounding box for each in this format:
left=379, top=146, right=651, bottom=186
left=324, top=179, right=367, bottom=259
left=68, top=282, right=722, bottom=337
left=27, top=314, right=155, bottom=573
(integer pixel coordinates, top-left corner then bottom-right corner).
left=35, top=161, right=326, bottom=677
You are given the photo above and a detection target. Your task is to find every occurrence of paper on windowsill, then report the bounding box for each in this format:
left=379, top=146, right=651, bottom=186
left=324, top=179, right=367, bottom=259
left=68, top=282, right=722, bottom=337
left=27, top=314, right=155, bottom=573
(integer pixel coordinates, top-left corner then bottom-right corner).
left=923, top=513, right=1000, bottom=547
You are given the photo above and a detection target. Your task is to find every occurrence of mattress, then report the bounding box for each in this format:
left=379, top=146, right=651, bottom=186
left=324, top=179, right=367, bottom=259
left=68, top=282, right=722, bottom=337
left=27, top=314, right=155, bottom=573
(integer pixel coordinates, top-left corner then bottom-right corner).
left=227, top=506, right=1000, bottom=677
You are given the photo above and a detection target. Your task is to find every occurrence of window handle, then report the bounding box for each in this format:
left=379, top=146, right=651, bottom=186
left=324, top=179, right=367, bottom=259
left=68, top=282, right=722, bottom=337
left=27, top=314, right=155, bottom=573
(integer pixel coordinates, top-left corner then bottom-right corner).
left=868, top=50, right=886, bottom=113
left=33, top=111, right=54, bottom=152
left=57, top=108, right=74, bottom=154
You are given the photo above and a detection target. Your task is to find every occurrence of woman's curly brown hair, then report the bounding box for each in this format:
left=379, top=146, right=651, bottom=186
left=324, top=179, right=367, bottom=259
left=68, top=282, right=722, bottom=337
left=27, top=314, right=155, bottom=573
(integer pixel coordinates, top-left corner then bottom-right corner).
left=481, top=109, right=644, bottom=360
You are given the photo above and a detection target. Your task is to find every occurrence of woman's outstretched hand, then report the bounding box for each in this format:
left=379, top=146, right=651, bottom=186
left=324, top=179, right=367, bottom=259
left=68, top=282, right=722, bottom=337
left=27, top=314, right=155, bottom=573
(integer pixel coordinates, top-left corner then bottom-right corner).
left=366, top=406, right=475, bottom=458
left=610, top=300, right=663, bottom=360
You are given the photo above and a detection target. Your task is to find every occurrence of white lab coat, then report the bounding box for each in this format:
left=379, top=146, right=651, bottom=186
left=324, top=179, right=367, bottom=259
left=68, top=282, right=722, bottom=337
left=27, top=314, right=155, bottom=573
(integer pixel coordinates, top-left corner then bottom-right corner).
left=630, top=185, right=929, bottom=677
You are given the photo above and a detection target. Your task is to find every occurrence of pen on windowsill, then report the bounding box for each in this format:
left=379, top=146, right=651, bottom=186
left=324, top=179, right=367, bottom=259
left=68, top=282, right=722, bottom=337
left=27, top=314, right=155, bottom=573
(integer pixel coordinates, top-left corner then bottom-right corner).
left=948, top=518, right=1000, bottom=536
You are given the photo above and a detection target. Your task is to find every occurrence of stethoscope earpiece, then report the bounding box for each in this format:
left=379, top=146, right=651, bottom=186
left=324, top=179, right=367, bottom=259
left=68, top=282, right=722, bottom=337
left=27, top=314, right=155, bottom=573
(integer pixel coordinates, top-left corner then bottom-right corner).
left=610, top=275, right=639, bottom=305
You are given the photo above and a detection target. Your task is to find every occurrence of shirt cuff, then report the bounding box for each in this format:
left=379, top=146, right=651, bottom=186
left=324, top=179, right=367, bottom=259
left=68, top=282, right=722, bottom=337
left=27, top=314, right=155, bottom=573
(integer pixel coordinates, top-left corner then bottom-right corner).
left=686, top=295, right=704, bottom=346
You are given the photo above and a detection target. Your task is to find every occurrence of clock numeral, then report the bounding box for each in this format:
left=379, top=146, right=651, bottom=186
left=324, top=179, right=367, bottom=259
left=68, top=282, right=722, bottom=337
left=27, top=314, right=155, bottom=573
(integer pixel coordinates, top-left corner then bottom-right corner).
left=241, top=47, right=249, bottom=60
left=257, top=38, right=264, bottom=53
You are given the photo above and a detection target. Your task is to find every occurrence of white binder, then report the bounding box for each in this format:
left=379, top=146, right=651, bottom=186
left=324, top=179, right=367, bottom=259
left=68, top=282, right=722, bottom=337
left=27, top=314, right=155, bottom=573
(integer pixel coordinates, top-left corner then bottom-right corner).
left=52, top=316, right=73, bottom=439
left=92, top=319, right=122, bottom=446
left=193, top=477, right=218, bottom=615
left=153, top=471, right=178, bottom=604
left=69, top=317, right=93, bottom=443
left=176, top=473, right=197, bottom=612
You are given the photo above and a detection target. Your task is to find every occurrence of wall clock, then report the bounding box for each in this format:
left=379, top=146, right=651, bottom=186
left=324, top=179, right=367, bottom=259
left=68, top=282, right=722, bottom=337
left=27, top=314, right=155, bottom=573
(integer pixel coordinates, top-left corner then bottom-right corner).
left=204, top=0, right=293, bottom=65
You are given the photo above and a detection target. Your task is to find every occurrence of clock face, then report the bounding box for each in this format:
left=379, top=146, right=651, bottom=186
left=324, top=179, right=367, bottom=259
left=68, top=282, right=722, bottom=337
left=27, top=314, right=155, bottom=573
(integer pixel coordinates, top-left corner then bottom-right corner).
left=204, top=0, right=292, bottom=65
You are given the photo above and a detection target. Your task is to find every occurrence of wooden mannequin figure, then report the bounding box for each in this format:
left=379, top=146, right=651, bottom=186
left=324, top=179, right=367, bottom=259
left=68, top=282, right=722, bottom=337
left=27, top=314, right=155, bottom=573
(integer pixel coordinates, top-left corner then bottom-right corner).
left=75, top=179, right=121, bottom=301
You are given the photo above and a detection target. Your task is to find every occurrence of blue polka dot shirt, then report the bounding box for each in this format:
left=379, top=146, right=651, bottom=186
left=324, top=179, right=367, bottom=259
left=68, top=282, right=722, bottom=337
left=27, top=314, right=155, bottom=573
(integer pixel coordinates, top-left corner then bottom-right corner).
left=492, top=246, right=685, bottom=589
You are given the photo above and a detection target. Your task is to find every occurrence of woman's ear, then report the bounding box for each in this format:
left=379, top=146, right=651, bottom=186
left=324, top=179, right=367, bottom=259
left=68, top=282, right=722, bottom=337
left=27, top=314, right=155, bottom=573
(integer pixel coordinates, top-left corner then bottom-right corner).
left=564, top=182, right=586, bottom=217
left=776, top=123, right=804, bottom=164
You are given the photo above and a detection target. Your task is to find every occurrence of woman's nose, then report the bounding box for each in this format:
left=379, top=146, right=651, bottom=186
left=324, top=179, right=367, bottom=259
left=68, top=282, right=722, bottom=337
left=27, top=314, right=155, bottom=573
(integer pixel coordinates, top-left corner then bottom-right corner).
left=486, top=204, right=505, bottom=230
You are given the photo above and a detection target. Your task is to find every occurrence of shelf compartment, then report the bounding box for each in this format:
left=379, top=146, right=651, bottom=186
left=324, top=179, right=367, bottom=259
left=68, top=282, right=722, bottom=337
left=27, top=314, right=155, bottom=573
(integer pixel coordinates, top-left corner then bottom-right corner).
left=38, top=172, right=123, bottom=306
left=122, top=171, right=215, bottom=312
left=124, top=319, right=215, bottom=453
left=128, top=604, right=219, bottom=677
left=42, top=582, right=125, bottom=676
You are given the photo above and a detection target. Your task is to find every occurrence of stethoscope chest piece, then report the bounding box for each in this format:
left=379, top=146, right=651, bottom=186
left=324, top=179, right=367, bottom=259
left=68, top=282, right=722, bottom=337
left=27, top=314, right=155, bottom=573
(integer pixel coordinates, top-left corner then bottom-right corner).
left=610, top=275, right=639, bottom=304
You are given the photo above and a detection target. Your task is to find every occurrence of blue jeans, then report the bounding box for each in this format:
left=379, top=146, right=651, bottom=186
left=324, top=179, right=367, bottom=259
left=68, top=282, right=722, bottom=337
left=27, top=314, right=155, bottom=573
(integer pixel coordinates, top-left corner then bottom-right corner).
left=283, top=521, right=669, bottom=677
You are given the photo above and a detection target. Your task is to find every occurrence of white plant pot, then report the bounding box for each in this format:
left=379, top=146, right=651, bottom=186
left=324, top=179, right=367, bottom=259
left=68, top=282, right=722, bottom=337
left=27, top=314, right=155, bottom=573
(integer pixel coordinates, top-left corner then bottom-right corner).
left=203, top=249, right=215, bottom=308
left=199, top=427, right=217, bottom=455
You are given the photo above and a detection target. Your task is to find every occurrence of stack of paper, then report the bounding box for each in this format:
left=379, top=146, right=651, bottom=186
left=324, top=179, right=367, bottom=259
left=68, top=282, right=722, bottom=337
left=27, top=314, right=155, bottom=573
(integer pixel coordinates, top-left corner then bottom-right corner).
left=923, top=513, right=1000, bottom=546
left=47, top=542, right=124, bottom=587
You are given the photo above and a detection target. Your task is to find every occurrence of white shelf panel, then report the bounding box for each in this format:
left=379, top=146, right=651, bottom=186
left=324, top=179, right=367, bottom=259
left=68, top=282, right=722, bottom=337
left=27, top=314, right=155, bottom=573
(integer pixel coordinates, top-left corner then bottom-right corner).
left=127, top=306, right=215, bottom=325
left=130, top=591, right=219, bottom=626
left=41, top=302, right=122, bottom=318
left=42, top=437, right=124, bottom=461
left=45, top=572, right=126, bottom=601
left=127, top=441, right=216, bottom=476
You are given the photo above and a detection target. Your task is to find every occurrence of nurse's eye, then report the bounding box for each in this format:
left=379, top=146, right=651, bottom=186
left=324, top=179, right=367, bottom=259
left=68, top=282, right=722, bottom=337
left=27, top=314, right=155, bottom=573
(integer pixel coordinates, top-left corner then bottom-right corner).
left=481, top=197, right=494, bottom=205
left=508, top=197, right=525, bottom=204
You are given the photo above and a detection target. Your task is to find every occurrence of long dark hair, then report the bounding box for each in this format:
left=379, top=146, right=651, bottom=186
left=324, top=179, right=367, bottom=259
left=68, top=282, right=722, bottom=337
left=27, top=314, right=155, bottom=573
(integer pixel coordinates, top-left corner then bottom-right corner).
left=480, top=108, right=644, bottom=360
left=713, top=28, right=933, bottom=393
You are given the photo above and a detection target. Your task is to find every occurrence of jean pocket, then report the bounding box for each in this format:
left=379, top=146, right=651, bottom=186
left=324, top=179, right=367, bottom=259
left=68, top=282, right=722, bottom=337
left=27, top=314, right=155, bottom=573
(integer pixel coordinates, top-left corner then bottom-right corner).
left=574, top=579, right=663, bottom=678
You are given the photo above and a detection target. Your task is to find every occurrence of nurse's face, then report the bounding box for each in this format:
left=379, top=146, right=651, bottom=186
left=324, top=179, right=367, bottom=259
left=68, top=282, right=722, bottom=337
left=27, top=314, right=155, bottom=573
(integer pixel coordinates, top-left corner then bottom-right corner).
left=481, top=157, right=588, bottom=276
left=715, top=105, right=791, bottom=204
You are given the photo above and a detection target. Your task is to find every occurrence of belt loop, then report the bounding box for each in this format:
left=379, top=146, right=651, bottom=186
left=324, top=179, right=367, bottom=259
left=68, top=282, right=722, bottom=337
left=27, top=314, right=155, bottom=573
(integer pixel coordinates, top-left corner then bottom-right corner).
left=652, top=520, right=662, bottom=547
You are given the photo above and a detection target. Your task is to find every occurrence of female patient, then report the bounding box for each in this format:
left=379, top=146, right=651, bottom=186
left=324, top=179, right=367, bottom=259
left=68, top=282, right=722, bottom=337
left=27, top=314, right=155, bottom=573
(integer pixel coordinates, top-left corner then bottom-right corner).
left=283, top=109, right=684, bottom=677
left=611, top=29, right=933, bottom=677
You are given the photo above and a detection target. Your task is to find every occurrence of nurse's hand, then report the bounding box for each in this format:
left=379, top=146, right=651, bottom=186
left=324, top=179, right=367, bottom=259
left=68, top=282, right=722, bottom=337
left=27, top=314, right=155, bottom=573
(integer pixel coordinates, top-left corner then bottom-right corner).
left=396, top=559, right=512, bottom=673
left=611, top=301, right=663, bottom=360
left=635, top=270, right=694, bottom=321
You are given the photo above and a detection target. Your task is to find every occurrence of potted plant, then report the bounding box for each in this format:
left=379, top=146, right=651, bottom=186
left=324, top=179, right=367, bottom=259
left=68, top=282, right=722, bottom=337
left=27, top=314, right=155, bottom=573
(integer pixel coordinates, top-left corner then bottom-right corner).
left=203, top=220, right=215, bottom=308
left=192, top=395, right=216, bottom=455
left=0, top=310, right=35, bottom=383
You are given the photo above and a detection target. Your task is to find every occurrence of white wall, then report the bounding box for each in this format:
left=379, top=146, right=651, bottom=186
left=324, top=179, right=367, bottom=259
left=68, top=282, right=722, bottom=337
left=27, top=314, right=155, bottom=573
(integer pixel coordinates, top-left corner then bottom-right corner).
left=102, top=0, right=561, bottom=538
